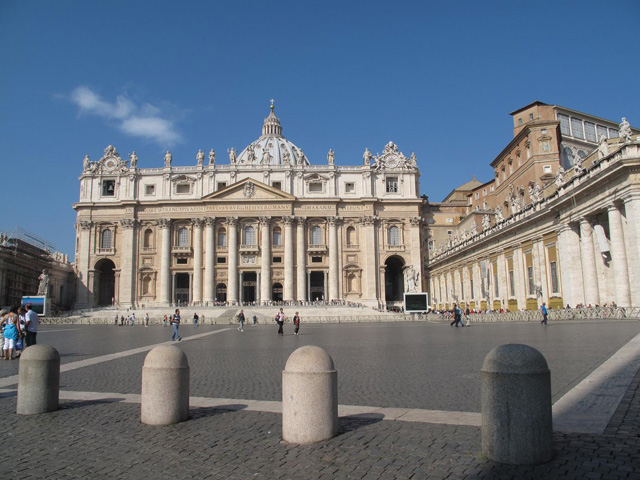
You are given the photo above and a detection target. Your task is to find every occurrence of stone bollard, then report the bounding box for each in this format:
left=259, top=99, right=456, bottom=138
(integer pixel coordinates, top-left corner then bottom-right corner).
left=141, top=345, right=189, bottom=425
left=481, top=344, right=554, bottom=465
left=282, top=345, right=338, bottom=444
left=17, top=344, right=60, bottom=415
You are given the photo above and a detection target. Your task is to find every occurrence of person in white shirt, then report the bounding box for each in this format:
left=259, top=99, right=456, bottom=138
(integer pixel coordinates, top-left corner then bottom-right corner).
left=24, top=303, right=39, bottom=347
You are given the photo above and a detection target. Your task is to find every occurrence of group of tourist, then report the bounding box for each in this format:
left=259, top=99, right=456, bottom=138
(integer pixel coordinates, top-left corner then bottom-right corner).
left=114, top=313, right=150, bottom=327
left=233, top=308, right=301, bottom=335
left=0, top=303, right=39, bottom=360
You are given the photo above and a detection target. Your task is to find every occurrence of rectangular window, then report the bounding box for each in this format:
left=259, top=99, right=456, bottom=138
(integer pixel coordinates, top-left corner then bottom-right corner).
left=550, top=261, right=559, bottom=293
left=475, top=192, right=479, bottom=199
left=528, top=266, right=535, bottom=295
left=609, top=128, right=619, bottom=138
left=558, top=113, right=570, bottom=135
left=584, top=121, right=597, bottom=142
left=272, top=256, right=282, bottom=263
left=145, top=185, right=155, bottom=195
left=386, top=177, right=398, bottom=193
left=597, top=125, right=608, bottom=140
left=176, top=184, right=190, bottom=194
left=428, top=241, right=434, bottom=251
left=345, top=182, right=355, bottom=193
left=216, top=257, right=226, bottom=264
left=571, top=118, right=584, bottom=139
left=176, top=258, right=187, bottom=265
left=217, top=182, right=227, bottom=190
left=309, top=182, right=323, bottom=192
left=543, top=165, right=552, bottom=173
left=272, top=181, right=281, bottom=190
left=509, top=271, right=515, bottom=296
left=311, top=256, right=322, bottom=263
left=102, top=180, right=115, bottom=196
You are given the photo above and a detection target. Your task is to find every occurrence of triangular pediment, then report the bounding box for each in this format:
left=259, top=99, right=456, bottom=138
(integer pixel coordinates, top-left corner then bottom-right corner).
left=202, top=178, right=295, bottom=201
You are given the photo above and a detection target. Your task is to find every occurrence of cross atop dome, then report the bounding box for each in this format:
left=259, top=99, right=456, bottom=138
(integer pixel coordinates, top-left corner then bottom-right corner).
left=270, top=98, right=275, bottom=111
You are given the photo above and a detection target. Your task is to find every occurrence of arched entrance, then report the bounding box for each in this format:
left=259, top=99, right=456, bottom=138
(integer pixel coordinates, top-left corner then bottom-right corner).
left=243, top=272, right=257, bottom=303
left=310, top=271, right=325, bottom=301
left=385, top=256, right=405, bottom=303
left=272, top=282, right=283, bottom=302
left=95, top=259, right=116, bottom=306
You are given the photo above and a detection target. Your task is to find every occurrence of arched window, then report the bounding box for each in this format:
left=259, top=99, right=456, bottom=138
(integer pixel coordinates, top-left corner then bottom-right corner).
left=311, top=226, right=322, bottom=245
left=346, top=226, right=356, bottom=246
left=177, top=227, right=189, bottom=247
left=272, top=227, right=282, bottom=246
left=244, top=226, right=255, bottom=245
left=389, top=226, right=400, bottom=246
left=217, top=228, right=227, bottom=247
left=101, top=229, right=112, bottom=249
left=143, top=228, right=153, bottom=248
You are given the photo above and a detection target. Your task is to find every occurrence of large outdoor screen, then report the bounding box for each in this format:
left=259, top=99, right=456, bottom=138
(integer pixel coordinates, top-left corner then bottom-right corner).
left=21, top=296, right=47, bottom=316
left=404, top=293, right=430, bottom=313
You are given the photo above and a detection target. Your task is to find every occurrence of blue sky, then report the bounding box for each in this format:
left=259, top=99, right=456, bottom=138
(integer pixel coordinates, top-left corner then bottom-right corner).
left=1, top=0, right=638, bottom=258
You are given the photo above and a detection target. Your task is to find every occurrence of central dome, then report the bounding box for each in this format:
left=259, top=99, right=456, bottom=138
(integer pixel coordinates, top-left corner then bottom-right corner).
left=236, top=105, right=310, bottom=166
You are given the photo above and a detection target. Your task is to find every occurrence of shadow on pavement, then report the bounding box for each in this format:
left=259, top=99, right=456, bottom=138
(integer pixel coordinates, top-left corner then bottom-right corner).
left=189, top=404, right=248, bottom=419
left=338, top=413, right=385, bottom=434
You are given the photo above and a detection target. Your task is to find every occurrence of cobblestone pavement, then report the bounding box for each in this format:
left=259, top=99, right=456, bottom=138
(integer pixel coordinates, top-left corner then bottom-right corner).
left=0, top=320, right=638, bottom=479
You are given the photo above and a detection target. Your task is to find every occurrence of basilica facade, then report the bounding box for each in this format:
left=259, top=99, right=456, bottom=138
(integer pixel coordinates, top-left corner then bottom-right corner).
left=73, top=105, right=423, bottom=309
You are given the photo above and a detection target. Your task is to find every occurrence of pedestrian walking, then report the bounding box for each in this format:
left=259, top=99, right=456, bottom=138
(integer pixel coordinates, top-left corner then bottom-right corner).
left=2, top=308, right=19, bottom=360
left=193, top=312, right=199, bottom=327
left=163, top=315, right=168, bottom=327
left=237, top=309, right=245, bottom=332
left=131, top=313, right=136, bottom=327
left=24, top=303, right=39, bottom=346
left=171, top=309, right=182, bottom=341
left=252, top=315, right=257, bottom=326
left=293, top=312, right=300, bottom=335
left=114, top=314, right=119, bottom=326
left=541, top=302, right=548, bottom=326
left=450, top=303, right=463, bottom=327
left=465, top=307, right=471, bottom=325
left=276, top=308, right=285, bottom=335
left=144, top=313, right=149, bottom=327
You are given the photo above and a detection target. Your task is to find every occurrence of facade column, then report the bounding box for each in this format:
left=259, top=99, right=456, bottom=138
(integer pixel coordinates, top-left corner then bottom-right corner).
left=328, top=217, right=339, bottom=301
left=409, top=217, right=423, bottom=291
left=192, top=218, right=203, bottom=304
left=203, top=217, right=215, bottom=304
left=283, top=216, right=295, bottom=301
left=188, top=272, right=193, bottom=304
left=622, top=195, right=640, bottom=306
left=74, top=220, right=93, bottom=308
left=557, top=223, right=584, bottom=308
left=296, top=217, right=307, bottom=302
left=158, top=218, right=172, bottom=306
left=227, top=217, right=239, bottom=305
left=118, top=219, right=138, bottom=307
left=579, top=217, right=600, bottom=306
left=260, top=216, right=271, bottom=305
left=171, top=272, right=176, bottom=304
left=607, top=204, right=631, bottom=307
left=362, top=216, right=378, bottom=303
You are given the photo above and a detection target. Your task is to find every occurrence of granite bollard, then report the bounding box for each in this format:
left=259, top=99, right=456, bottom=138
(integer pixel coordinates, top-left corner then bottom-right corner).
left=141, top=345, right=189, bottom=425
left=17, top=344, right=60, bottom=415
left=481, top=344, right=554, bottom=465
left=282, top=345, right=338, bottom=444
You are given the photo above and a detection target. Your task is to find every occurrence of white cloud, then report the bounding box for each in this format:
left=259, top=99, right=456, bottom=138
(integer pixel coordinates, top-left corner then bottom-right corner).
left=68, top=86, right=181, bottom=146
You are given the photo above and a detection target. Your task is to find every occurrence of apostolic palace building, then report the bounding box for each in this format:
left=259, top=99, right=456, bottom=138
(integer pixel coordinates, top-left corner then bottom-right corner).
left=72, top=102, right=640, bottom=313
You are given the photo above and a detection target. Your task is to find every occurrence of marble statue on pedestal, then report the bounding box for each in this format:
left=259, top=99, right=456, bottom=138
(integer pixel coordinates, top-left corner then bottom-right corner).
left=598, top=135, right=610, bottom=158
left=228, top=147, right=237, bottom=164
left=619, top=117, right=633, bottom=144
left=363, top=148, right=372, bottom=165
left=555, top=166, right=565, bottom=188
left=164, top=151, right=172, bottom=167
left=129, top=151, right=138, bottom=168
left=209, top=148, right=216, bottom=165
left=327, top=149, right=335, bottom=165
left=196, top=149, right=205, bottom=166
left=37, top=269, right=50, bottom=295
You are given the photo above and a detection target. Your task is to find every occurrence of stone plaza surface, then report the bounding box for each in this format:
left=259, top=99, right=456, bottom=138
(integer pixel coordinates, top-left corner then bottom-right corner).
left=1, top=319, right=639, bottom=479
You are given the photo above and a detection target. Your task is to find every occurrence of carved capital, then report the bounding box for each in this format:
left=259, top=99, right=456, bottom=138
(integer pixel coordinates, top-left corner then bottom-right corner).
left=282, top=216, right=295, bottom=226
left=192, top=218, right=204, bottom=228
left=296, top=216, right=307, bottom=226
left=227, top=216, right=238, bottom=227
left=157, top=218, right=171, bottom=229
left=204, top=217, right=216, bottom=227
left=410, top=217, right=422, bottom=226
left=119, top=218, right=138, bottom=229
left=259, top=216, right=271, bottom=227
left=328, top=216, right=342, bottom=226
left=362, top=215, right=377, bottom=226
left=77, top=220, right=93, bottom=230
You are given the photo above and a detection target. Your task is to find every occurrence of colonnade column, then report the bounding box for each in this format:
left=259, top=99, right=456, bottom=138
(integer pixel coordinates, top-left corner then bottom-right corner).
left=159, top=218, right=171, bottom=306
left=328, top=217, right=339, bottom=301
left=260, top=216, right=271, bottom=305
left=622, top=195, right=640, bottom=306
left=579, top=217, right=600, bottom=306
left=296, top=217, right=307, bottom=302
left=557, top=223, right=584, bottom=308
left=203, top=217, right=215, bottom=304
left=227, top=217, right=239, bottom=304
left=192, top=218, right=203, bottom=304
left=283, top=216, right=294, bottom=302
left=118, top=219, right=137, bottom=307
left=607, top=204, right=631, bottom=307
